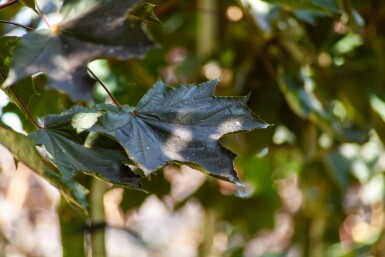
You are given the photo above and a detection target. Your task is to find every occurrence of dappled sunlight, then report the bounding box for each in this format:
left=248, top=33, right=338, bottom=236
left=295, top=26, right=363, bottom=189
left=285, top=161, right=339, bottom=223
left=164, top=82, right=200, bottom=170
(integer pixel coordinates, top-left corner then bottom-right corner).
left=340, top=189, right=385, bottom=246
left=217, top=117, right=244, bottom=136
left=162, top=127, right=193, bottom=160
left=51, top=54, right=70, bottom=81
left=71, top=111, right=103, bottom=133
left=338, top=131, right=385, bottom=184
left=2, top=0, right=385, bottom=255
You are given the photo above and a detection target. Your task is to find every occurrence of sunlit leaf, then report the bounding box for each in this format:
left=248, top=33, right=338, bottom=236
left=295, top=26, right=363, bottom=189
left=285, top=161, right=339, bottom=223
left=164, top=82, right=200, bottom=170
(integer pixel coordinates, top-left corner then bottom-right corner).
left=0, top=36, right=38, bottom=114
left=2, top=78, right=38, bottom=113
left=3, top=0, right=154, bottom=100
left=278, top=69, right=369, bottom=143
left=18, top=0, right=37, bottom=12
left=0, top=36, right=19, bottom=66
left=84, top=79, right=269, bottom=185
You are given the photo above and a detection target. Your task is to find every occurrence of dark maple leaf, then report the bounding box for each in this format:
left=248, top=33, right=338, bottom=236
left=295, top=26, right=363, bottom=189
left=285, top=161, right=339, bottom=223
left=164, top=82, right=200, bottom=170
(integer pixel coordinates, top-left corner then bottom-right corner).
left=3, top=0, right=155, bottom=100
left=84, top=79, right=270, bottom=185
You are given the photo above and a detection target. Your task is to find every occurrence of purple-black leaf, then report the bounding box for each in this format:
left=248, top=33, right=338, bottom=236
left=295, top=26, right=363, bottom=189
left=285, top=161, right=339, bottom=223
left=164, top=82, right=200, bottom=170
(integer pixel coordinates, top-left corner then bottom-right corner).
left=29, top=106, right=143, bottom=189
left=3, top=0, right=155, bottom=100
left=87, top=79, right=270, bottom=185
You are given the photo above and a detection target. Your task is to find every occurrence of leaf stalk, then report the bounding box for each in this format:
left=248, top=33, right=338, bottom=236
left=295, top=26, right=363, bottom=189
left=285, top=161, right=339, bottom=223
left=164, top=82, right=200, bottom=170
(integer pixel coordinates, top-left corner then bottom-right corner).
left=0, top=69, right=41, bottom=129
left=87, top=68, right=122, bottom=108
left=8, top=86, right=41, bottom=128
left=36, top=3, right=51, bottom=28
left=0, top=20, right=34, bottom=31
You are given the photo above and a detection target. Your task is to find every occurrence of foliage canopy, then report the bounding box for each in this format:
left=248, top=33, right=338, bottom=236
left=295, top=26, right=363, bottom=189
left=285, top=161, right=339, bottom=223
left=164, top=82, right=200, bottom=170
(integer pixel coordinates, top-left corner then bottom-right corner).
left=1, top=0, right=385, bottom=256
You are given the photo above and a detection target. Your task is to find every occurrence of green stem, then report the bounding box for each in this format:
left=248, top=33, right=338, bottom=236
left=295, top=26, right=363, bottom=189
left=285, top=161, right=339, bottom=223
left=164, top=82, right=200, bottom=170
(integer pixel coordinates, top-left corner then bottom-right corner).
left=0, top=0, right=18, bottom=9
left=35, top=3, right=51, bottom=28
left=89, top=177, right=108, bottom=257
left=199, top=209, right=217, bottom=257
left=196, top=0, right=217, bottom=60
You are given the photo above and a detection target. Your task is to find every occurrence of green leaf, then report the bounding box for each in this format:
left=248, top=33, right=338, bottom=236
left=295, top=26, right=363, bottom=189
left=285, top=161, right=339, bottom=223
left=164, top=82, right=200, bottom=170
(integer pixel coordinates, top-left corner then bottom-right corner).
left=85, top=79, right=269, bottom=185
left=128, top=2, right=163, bottom=25
left=0, top=36, right=19, bottom=67
left=2, top=78, right=38, bottom=113
left=29, top=107, right=143, bottom=188
left=0, top=121, right=88, bottom=210
left=3, top=0, right=154, bottom=100
left=278, top=69, right=369, bottom=143
left=324, top=150, right=351, bottom=190
left=18, top=0, right=37, bottom=12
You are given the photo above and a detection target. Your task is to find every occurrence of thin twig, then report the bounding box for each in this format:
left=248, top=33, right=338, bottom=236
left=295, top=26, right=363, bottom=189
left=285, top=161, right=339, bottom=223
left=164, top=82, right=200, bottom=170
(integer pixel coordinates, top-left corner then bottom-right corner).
left=9, top=86, right=41, bottom=128
left=0, top=0, right=18, bottom=9
left=0, top=69, right=41, bottom=129
left=87, top=68, right=122, bottom=108
left=35, top=3, right=51, bottom=28
left=0, top=20, right=34, bottom=31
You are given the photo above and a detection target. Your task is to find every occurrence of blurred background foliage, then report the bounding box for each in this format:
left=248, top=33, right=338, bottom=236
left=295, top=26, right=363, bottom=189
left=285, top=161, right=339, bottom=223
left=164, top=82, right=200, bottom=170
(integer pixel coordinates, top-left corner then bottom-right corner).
left=1, top=0, right=385, bottom=256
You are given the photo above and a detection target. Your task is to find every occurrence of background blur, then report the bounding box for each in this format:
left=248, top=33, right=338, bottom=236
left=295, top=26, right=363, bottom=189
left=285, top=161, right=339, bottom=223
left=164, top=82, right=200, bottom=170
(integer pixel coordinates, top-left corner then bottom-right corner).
left=1, top=0, right=385, bottom=256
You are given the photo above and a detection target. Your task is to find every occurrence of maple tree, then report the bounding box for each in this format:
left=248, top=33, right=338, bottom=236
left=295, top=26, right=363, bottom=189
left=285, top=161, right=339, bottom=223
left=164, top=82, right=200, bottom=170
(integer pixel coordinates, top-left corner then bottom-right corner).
left=2, top=0, right=385, bottom=256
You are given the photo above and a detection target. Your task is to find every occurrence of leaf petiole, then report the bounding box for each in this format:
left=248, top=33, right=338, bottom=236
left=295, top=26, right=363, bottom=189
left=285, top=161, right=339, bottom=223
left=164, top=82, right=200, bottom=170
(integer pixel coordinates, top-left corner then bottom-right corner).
left=8, top=86, right=41, bottom=128
left=87, top=68, right=122, bottom=108
left=0, top=20, right=34, bottom=31
left=0, top=69, right=41, bottom=129
left=35, top=2, right=51, bottom=28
